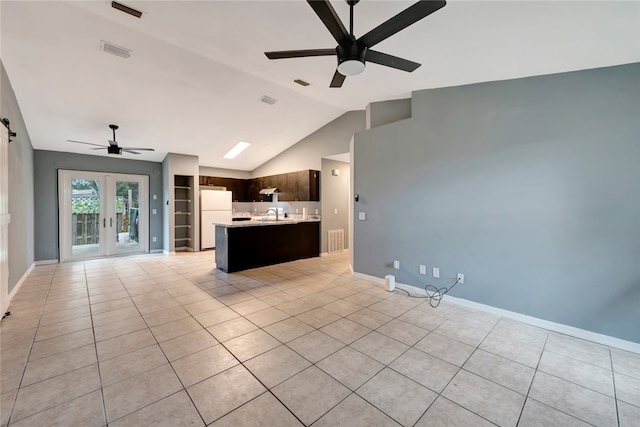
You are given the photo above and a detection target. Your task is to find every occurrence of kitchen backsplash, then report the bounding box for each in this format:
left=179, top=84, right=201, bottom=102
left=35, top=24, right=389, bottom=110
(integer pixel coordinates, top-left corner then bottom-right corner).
left=232, top=200, right=321, bottom=217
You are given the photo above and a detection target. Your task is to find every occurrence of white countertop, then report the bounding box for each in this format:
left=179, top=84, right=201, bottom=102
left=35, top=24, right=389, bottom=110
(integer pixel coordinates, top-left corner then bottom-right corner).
left=213, top=218, right=321, bottom=228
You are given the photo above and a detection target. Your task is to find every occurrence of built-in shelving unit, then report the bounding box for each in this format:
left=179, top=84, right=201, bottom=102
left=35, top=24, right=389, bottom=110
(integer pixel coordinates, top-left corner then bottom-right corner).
left=174, top=176, right=194, bottom=251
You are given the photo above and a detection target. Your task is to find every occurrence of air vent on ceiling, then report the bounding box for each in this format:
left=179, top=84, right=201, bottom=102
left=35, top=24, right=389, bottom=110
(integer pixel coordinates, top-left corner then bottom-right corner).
left=294, top=79, right=310, bottom=87
left=100, top=41, right=132, bottom=59
left=259, top=95, right=277, bottom=106
left=111, top=1, right=143, bottom=18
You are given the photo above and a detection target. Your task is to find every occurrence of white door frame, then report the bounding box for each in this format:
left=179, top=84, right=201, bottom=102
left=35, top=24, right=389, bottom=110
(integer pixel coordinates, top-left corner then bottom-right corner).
left=0, top=125, right=10, bottom=314
left=58, top=170, right=149, bottom=262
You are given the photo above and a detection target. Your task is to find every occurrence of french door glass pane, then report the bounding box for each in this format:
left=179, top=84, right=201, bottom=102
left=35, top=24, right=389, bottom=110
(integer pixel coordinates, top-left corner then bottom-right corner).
left=71, top=178, right=101, bottom=256
left=114, top=180, right=140, bottom=252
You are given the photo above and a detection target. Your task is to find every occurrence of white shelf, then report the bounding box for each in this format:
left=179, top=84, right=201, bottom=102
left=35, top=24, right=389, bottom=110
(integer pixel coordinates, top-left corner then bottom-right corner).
left=175, top=185, right=191, bottom=190
left=175, top=237, right=191, bottom=242
left=175, top=199, right=191, bottom=202
left=175, top=225, right=191, bottom=229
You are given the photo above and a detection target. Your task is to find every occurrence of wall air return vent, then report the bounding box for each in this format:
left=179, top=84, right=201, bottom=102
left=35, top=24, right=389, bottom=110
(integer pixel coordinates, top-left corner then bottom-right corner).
left=259, top=96, right=277, bottom=106
left=100, top=41, right=132, bottom=59
left=111, top=1, right=143, bottom=18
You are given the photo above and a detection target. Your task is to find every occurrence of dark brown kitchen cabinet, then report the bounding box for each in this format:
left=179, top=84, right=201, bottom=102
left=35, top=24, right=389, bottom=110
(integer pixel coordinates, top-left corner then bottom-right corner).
left=247, top=178, right=261, bottom=202
left=199, top=176, right=248, bottom=201
left=200, top=169, right=320, bottom=203
left=277, top=173, right=291, bottom=201
left=296, top=170, right=320, bottom=201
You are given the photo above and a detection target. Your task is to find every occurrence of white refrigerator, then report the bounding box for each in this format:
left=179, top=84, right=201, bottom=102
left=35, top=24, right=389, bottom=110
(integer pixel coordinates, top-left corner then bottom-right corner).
left=200, top=189, right=232, bottom=250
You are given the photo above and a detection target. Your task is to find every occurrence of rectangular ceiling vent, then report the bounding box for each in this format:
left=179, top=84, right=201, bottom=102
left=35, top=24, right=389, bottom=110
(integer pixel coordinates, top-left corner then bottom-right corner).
left=100, top=41, right=132, bottom=59
left=259, top=95, right=277, bottom=106
left=294, top=79, right=310, bottom=87
left=111, top=1, right=143, bottom=18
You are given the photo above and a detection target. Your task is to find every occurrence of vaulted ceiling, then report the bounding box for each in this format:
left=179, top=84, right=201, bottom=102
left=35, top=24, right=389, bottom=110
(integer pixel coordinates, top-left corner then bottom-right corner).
left=2, top=1, right=638, bottom=170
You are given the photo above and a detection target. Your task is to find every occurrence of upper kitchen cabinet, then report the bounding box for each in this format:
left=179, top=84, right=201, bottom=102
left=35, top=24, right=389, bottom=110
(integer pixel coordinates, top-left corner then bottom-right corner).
left=200, top=169, right=320, bottom=202
left=200, top=176, right=248, bottom=202
left=276, top=170, right=319, bottom=202
left=297, top=170, right=320, bottom=201
left=247, top=178, right=261, bottom=202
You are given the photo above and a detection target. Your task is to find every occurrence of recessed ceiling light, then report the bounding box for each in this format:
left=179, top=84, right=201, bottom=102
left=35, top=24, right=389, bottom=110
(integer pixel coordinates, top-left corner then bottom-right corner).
left=224, top=141, right=251, bottom=159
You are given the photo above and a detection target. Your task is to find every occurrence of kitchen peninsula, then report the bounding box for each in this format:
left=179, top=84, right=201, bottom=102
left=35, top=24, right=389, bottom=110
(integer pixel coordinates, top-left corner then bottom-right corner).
left=214, top=218, right=320, bottom=273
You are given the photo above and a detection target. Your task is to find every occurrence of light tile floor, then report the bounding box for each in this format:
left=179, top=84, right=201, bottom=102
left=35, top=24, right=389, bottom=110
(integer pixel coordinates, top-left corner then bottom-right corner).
left=1, top=252, right=639, bottom=426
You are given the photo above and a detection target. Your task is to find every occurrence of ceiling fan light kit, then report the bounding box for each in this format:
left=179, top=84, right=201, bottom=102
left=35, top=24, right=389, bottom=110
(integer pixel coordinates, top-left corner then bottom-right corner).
left=337, top=43, right=366, bottom=76
left=67, top=124, right=155, bottom=155
left=265, top=0, right=447, bottom=87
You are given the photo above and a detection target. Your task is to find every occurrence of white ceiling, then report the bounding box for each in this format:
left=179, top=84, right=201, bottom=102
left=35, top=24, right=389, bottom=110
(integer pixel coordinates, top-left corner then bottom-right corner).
left=2, top=1, right=638, bottom=171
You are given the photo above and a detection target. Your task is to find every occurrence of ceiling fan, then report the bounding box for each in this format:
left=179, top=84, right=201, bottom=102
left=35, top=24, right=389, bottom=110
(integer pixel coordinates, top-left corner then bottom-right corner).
left=265, top=0, right=446, bottom=88
left=67, top=124, right=155, bottom=155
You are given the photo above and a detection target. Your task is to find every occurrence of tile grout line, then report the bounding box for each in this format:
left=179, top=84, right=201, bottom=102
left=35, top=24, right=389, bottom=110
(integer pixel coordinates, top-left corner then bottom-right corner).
left=609, top=347, right=621, bottom=427
left=514, top=327, right=549, bottom=427
left=83, top=260, right=111, bottom=427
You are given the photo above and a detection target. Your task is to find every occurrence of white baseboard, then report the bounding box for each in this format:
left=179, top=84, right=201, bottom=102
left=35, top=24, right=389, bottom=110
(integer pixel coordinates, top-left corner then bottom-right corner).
left=35, top=259, right=59, bottom=265
left=352, top=272, right=640, bottom=353
left=150, top=249, right=163, bottom=254
left=2, top=262, right=35, bottom=315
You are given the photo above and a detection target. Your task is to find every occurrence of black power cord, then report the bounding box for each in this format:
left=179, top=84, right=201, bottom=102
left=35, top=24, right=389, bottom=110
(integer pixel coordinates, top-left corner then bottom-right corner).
left=394, top=278, right=461, bottom=308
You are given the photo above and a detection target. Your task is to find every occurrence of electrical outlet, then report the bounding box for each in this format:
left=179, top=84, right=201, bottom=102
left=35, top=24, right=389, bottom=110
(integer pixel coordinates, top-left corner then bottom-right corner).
left=432, top=267, right=440, bottom=278
left=358, top=212, right=366, bottom=220
left=393, top=260, right=400, bottom=270
left=152, top=236, right=157, bottom=243
left=334, top=208, right=338, bottom=214
left=457, top=273, right=464, bottom=284
left=419, top=265, right=426, bottom=275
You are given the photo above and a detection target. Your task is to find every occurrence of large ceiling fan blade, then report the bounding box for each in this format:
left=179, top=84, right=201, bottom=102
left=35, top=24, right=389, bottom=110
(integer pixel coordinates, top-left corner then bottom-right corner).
left=121, top=147, right=155, bottom=151
left=265, top=49, right=335, bottom=60
left=67, top=140, right=108, bottom=148
left=366, top=50, right=421, bottom=72
left=359, top=0, right=446, bottom=48
left=330, top=70, right=346, bottom=88
left=122, top=150, right=141, bottom=155
left=307, top=0, right=349, bottom=44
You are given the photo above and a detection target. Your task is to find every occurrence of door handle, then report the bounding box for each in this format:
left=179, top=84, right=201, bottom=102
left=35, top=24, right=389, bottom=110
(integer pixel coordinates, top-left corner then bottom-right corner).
left=110, top=218, right=113, bottom=227
left=103, top=218, right=106, bottom=228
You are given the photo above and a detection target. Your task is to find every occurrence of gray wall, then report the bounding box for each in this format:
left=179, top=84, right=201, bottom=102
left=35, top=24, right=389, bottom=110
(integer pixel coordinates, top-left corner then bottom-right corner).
left=34, top=150, right=164, bottom=260
left=2, top=61, right=35, bottom=293
left=353, top=63, right=640, bottom=343
left=366, top=98, right=412, bottom=130
left=321, top=159, right=350, bottom=253
left=199, top=166, right=251, bottom=180
left=252, top=110, right=365, bottom=177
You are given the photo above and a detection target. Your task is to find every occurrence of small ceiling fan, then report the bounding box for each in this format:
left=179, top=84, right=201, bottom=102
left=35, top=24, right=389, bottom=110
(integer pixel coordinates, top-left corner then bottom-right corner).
left=265, top=0, right=446, bottom=87
left=67, top=124, right=155, bottom=155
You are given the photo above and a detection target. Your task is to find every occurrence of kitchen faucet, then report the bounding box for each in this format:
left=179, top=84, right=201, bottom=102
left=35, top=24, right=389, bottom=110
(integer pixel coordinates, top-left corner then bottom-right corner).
left=265, top=207, right=278, bottom=221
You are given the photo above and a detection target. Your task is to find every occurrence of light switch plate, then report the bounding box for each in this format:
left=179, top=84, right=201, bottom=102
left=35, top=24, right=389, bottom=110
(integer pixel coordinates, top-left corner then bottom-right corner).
left=358, top=212, right=366, bottom=220
left=432, top=267, right=440, bottom=278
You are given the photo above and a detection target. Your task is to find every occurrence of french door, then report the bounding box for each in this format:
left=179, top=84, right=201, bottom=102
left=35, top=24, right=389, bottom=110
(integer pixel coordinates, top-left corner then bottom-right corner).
left=59, top=170, right=149, bottom=261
